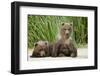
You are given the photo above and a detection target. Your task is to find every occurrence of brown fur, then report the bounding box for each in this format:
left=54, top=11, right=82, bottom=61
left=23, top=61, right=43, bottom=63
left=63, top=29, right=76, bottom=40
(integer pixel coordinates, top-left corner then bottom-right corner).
left=30, top=41, right=50, bottom=57
left=52, top=22, right=77, bottom=57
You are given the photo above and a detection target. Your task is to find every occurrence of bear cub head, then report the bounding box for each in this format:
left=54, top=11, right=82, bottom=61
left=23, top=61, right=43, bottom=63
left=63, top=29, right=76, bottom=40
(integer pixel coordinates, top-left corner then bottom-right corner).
left=60, top=22, right=73, bottom=39
left=30, top=41, right=49, bottom=57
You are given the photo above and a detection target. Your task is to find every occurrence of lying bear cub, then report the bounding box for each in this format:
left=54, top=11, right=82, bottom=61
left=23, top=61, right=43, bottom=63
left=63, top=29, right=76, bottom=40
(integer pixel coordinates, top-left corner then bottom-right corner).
left=30, top=41, right=49, bottom=57
left=30, top=41, right=53, bottom=57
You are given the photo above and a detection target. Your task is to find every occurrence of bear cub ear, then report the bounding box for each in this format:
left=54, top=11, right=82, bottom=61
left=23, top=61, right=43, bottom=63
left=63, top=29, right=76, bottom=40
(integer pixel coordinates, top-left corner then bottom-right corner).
left=44, top=41, right=48, bottom=45
left=70, top=22, right=73, bottom=26
left=34, top=42, right=38, bottom=47
left=61, top=22, right=65, bottom=26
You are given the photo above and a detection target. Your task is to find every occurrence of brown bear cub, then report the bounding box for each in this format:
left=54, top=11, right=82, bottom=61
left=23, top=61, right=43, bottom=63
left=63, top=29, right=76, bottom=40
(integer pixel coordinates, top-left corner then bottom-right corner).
left=30, top=41, right=50, bottom=57
left=52, top=22, right=77, bottom=57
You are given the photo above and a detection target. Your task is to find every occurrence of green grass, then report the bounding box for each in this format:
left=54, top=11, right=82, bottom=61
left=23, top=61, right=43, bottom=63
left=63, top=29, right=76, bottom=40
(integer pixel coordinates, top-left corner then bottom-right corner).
left=28, top=15, right=88, bottom=48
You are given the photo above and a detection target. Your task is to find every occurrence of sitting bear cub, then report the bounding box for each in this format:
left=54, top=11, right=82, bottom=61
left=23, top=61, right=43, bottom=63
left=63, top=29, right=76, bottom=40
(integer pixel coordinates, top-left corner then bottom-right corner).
left=52, top=22, right=77, bottom=57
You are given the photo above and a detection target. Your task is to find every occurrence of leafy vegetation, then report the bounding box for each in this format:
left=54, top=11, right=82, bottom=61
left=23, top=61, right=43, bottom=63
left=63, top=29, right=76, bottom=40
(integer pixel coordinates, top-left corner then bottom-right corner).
left=28, top=15, right=88, bottom=48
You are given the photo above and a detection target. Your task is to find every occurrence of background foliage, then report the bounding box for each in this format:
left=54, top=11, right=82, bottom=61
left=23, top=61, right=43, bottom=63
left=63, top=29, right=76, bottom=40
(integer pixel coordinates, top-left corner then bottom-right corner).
left=28, top=15, right=88, bottom=48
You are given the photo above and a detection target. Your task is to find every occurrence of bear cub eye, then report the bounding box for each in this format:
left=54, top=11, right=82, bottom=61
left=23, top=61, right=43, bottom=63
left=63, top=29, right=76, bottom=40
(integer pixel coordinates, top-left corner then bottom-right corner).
left=68, top=28, right=70, bottom=31
left=64, top=29, right=67, bottom=30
